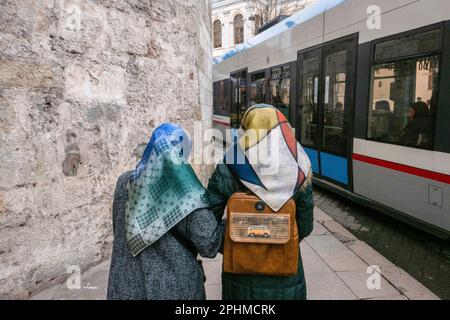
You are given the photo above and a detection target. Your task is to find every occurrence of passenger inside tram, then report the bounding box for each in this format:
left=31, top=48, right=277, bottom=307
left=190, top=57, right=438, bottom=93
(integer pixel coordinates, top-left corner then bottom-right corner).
left=375, top=100, right=390, bottom=111
left=370, top=100, right=392, bottom=140
left=368, top=52, right=439, bottom=150
left=400, top=101, right=432, bottom=148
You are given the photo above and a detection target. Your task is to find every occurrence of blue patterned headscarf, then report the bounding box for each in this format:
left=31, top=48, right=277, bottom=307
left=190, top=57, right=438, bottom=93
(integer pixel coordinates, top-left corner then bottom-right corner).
left=126, top=123, right=209, bottom=257
left=132, top=123, right=192, bottom=180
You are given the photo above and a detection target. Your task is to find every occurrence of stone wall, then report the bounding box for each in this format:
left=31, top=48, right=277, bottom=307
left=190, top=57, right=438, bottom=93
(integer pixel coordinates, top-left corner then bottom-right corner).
left=0, top=0, right=213, bottom=298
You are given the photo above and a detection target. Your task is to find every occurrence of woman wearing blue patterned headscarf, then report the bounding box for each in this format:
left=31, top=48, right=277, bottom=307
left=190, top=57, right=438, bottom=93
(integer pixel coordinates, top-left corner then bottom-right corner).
left=107, top=123, right=225, bottom=300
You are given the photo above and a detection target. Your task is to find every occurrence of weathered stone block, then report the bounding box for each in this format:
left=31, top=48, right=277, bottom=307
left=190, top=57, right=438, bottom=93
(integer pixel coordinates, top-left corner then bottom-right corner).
left=64, top=64, right=126, bottom=104
left=0, top=0, right=212, bottom=298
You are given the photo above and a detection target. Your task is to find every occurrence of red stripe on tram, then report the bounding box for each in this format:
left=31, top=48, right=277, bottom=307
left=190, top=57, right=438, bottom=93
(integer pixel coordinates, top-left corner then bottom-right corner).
left=213, top=119, right=230, bottom=126
left=352, top=153, right=450, bottom=185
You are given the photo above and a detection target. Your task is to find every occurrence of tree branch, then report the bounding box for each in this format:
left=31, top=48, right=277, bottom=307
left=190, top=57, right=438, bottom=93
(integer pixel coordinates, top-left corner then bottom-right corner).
left=251, top=0, right=306, bottom=25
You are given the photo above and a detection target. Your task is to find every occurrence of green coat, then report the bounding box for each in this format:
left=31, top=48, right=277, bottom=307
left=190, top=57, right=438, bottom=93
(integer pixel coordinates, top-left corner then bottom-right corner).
left=206, top=163, right=314, bottom=300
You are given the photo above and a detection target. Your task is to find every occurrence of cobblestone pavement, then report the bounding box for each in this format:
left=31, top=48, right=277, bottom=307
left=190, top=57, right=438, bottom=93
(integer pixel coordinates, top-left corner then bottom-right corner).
left=314, top=187, right=450, bottom=300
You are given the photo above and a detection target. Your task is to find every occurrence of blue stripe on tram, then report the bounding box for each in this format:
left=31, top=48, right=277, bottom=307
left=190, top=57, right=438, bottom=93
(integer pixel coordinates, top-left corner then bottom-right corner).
left=303, top=147, right=320, bottom=174
left=320, top=152, right=348, bottom=185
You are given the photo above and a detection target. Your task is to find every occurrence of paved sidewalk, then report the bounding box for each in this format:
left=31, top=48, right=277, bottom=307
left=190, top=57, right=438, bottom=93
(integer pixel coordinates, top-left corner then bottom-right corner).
left=31, top=207, right=439, bottom=300
left=315, top=188, right=450, bottom=299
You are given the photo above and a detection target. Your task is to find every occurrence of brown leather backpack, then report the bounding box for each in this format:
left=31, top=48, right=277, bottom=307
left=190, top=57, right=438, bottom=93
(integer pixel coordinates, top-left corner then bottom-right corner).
left=223, top=193, right=299, bottom=276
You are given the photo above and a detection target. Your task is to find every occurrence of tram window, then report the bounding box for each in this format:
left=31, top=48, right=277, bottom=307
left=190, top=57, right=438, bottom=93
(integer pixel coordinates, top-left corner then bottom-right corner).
left=250, top=71, right=266, bottom=105
left=269, top=65, right=290, bottom=120
left=213, top=80, right=230, bottom=117
left=367, top=55, right=439, bottom=149
left=231, top=70, right=248, bottom=127
left=299, top=57, right=320, bottom=148
left=322, top=50, right=348, bottom=155
left=374, top=29, right=441, bottom=62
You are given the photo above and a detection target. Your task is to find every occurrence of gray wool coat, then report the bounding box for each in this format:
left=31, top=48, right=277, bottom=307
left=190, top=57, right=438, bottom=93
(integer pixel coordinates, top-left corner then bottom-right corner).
left=107, top=171, right=225, bottom=300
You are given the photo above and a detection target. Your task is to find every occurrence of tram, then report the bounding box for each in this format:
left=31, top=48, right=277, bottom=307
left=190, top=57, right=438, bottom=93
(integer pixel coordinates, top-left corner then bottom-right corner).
left=212, top=0, right=450, bottom=237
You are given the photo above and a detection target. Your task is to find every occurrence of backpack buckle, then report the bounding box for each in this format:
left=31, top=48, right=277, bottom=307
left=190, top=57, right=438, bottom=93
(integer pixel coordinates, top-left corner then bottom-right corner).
left=255, top=201, right=265, bottom=211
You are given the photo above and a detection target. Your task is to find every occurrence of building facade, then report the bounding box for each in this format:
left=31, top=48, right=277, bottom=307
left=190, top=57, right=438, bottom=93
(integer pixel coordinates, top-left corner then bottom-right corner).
left=212, top=0, right=313, bottom=58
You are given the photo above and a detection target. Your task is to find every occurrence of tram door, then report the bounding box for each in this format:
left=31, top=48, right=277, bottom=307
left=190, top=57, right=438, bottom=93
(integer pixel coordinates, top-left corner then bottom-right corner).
left=297, top=36, right=357, bottom=188
left=230, top=70, right=248, bottom=128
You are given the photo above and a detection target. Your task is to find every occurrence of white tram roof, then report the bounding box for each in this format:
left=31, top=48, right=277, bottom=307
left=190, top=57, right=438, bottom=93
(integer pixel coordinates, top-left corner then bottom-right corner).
left=213, top=0, right=347, bottom=65
left=213, top=0, right=450, bottom=81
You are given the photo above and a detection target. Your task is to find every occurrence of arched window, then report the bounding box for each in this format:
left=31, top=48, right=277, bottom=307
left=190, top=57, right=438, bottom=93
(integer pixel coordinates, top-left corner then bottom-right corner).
left=213, top=20, right=222, bottom=49
left=234, top=14, right=244, bottom=45
left=254, top=15, right=262, bottom=35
